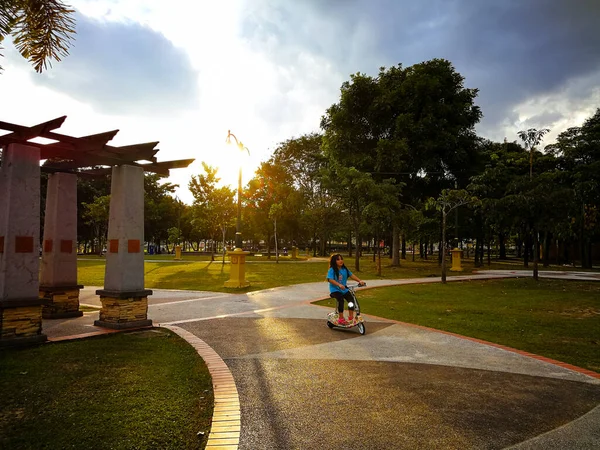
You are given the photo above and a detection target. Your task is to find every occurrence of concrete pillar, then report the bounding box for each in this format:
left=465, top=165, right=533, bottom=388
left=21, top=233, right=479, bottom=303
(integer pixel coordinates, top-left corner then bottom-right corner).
left=95, top=165, right=152, bottom=329
left=0, top=143, right=47, bottom=347
left=39, top=172, right=83, bottom=318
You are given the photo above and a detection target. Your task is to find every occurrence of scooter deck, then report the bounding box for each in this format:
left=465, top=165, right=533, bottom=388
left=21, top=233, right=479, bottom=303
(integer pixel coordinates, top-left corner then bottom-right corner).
left=327, top=314, right=364, bottom=328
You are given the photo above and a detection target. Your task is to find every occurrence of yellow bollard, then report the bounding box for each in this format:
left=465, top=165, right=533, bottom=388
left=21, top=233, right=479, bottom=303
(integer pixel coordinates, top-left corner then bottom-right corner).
left=450, top=248, right=463, bottom=271
left=224, top=248, right=250, bottom=288
left=175, top=245, right=181, bottom=260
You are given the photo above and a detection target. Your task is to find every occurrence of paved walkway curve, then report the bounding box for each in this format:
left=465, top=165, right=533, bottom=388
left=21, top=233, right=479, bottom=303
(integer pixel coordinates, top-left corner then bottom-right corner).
left=44, top=271, right=600, bottom=449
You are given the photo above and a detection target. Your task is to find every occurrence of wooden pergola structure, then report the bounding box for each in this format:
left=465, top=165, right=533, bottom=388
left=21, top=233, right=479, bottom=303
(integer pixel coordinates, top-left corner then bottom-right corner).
left=0, top=115, right=193, bottom=176
left=0, top=116, right=194, bottom=347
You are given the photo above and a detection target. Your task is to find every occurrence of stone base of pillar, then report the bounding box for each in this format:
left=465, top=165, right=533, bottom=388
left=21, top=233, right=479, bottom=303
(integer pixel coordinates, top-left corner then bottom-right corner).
left=40, top=285, right=84, bottom=319
left=0, top=298, right=48, bottom=347
left=94, top=289, right=153, bottom=330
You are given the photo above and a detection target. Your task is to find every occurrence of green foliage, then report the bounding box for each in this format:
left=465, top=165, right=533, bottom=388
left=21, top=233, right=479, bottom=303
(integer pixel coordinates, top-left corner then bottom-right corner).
left=426, top=189, right=479, bottom=214
left=246, top=159, right=297, bottom=252
left=189, top=163, right=235, bottom=252
left=144, top=173, right=178, bottom=249
left=80, top=194, right=110, bottom=253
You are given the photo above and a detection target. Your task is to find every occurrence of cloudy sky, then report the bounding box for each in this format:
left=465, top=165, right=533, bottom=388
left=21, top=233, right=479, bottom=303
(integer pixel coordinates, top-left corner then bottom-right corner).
left=1, top=0, right=599, bottom=203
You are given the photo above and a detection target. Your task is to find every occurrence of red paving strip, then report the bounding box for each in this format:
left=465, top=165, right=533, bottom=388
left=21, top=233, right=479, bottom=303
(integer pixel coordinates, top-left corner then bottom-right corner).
left=163, top=324, right=240, bottom=450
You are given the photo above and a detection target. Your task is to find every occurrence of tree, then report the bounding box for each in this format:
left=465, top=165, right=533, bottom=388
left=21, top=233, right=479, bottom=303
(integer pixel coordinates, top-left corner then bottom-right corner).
left=517, top=127, right=551, bottom=279
left=1, top=0, right=76, bottom=72
left=76, top=175, right=111, bottom=253
left=321, top=60, right=482, bottom=268
left=211, top=186, right=235, bottom=263
left=268, top=133, right=331, bottom=253
left=144, top=173, right=178, bottom=253
left=189, top=163, right=235, bottom=260
left=269, top=202, right=283, bottom=263
left=518, top=128, right=550, bottom=181
left=246, top=160, right=295, bottom=257
left=81, top=194, right=110, bottom=255
left=469, top=140, right=529, bottom=262
left=547, top=109, right=600, bottom=268
left=427, top=189, right=479, bottom=283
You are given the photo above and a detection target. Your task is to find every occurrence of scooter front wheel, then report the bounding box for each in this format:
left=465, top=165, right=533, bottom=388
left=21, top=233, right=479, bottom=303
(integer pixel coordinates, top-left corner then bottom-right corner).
left=357, top=322, right=366, bottom=335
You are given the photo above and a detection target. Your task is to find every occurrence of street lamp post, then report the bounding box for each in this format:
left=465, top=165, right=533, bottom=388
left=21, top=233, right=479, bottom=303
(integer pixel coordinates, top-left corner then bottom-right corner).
left=226, top=130, right=249, bottom=250
left=224, top=130, right=250, bottom=288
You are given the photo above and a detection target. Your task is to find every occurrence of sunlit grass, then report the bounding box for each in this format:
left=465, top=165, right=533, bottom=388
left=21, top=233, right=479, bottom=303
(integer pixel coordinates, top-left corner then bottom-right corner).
left=77, top=254, right=598, bottom=292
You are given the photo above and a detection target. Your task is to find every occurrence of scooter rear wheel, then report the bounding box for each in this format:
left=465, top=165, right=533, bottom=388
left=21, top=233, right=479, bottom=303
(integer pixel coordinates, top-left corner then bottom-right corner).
left=357, top=322, right=366, bottom=335
left=327, top=321, right=335, bottom=329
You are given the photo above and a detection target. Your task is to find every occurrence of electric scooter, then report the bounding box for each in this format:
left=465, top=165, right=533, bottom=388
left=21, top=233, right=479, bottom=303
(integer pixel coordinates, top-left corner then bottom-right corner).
left=326, top=283, right=367, bottom=335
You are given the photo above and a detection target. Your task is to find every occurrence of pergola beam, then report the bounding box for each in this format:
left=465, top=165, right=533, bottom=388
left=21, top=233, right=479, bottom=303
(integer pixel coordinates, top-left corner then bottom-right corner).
left=0, top=116, right=67, bottom=145
left=0, top=117, right=193, bottom=178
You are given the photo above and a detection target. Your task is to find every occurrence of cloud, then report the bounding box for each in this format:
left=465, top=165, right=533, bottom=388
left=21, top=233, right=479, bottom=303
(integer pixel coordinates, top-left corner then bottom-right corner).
left=32, top=11, right=199, bottom=116
left=239, top=0, right=600, bottom=141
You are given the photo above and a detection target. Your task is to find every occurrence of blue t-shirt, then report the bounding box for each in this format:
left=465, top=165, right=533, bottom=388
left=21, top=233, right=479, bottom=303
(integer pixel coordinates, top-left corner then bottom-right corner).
left=327, top=266, right=352, bottom=294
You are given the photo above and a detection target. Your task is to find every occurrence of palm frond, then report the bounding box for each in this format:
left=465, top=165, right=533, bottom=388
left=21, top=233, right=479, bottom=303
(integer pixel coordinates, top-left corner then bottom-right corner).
left=11, top=0, right=75, bottom=73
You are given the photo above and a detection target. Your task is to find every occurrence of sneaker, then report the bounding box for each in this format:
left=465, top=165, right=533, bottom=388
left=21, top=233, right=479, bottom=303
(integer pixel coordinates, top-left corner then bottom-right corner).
left=337, top=318, right=348, bottom=325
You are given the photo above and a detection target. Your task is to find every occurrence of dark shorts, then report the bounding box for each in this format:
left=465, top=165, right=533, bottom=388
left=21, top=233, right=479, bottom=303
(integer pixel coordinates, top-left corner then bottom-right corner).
left=330, top=291, right=355, bottom=313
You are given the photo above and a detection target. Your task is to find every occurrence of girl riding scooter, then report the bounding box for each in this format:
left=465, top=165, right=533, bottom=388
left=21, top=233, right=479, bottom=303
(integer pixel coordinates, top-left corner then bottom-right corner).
left=326, top=254, right=366, bottom=325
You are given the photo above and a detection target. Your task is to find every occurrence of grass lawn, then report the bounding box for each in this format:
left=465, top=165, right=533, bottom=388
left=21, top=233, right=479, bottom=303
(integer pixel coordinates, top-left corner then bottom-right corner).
left=0, top=329, right=213, bottom=450
left=77, top=254, right=570, bottom=292
left=315, top=278, right=600, bottom=373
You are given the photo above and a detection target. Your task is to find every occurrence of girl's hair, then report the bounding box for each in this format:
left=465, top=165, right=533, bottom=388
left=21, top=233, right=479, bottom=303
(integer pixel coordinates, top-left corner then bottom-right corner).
left=329, top=253, right=348, bottom=279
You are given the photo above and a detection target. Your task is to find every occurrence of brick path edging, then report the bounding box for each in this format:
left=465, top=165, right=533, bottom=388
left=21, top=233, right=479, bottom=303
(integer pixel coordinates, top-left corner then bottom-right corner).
left=162, top=325, right=240, bottom=449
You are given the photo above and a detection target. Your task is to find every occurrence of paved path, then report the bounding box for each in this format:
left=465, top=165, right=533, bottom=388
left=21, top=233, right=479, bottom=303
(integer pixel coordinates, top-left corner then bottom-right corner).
left=43, top=271, right=600, bottom=449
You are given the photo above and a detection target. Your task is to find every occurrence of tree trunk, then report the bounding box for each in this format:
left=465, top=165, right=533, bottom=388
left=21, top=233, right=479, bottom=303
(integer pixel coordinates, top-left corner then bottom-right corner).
left=543, top=231, right=550, bottom=267
left=499, top=232, right=506, bottom=259
left=523, top=232, right=530, bottom=268
left=401, top=234, right=406, bottom=260
left=474, top=236, right=482, bottom=267
left=392, top=225, right=400, bottom=266
left=347, top=231, right=353, bottom=257
left=354, top=233, right=361, bottom=272
left=221, top=228, right=226, bottom=264
left=441, top=213, right=447, bottom=283
left=372, top=238, right=376, bottom=262
left=274, top=219, right=279, bottom=264
left=533, top=227, right=539, bottom=281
